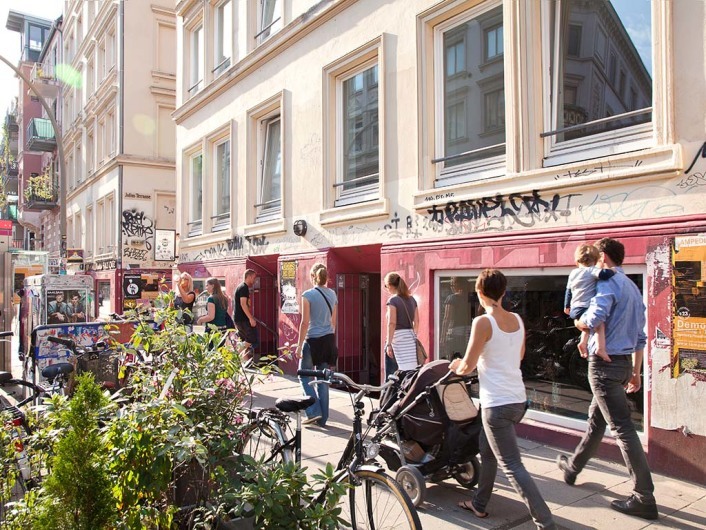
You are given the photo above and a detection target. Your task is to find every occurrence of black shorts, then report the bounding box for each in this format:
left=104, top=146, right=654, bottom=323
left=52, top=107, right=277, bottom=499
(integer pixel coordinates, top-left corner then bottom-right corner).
left=235, top=320, right=258, bottom=347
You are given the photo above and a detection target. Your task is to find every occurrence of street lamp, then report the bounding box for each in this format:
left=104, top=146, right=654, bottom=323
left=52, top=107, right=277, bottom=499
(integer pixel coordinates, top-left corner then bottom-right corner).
left=0, top=53, right=66, bottom=273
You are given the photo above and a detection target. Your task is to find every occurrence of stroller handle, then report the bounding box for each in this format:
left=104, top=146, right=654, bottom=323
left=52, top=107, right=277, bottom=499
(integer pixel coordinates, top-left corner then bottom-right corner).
left=297, top=368, right=394, bottom=394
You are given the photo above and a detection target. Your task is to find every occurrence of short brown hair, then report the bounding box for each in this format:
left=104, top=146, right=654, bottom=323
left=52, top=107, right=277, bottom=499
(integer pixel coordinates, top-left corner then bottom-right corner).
left=595, top=238, right=625, bottom=266
left=574, top=244, right=600, bottom=267
left=244, top=269, right=257, bottom=280
left=475, top=269, right=506, bottom=302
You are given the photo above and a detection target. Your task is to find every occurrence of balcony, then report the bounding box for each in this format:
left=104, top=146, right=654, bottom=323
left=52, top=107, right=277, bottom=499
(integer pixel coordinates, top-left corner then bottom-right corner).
left=24, top=189, right=59, bottom=211
left=26, top=118, right=57, bottom=152
left=4, top=114, right=18, bottom=133
left=0, top=160, right=18, bottom=177
left=30, top=62, right=60, bottom=100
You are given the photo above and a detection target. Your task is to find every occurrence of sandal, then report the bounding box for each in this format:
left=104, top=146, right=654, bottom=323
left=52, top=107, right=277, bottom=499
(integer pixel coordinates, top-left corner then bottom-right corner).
left=458, top=499, right=489, bottom=519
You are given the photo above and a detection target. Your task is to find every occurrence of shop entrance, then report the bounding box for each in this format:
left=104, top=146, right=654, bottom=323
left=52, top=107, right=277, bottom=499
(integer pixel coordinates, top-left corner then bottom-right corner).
left=335, top=273, right=382, bottom=385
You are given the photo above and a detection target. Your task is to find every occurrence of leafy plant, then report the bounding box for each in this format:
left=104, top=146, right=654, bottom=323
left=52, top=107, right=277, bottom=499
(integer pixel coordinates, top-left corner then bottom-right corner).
left=24, top=167, right=55, bottom=202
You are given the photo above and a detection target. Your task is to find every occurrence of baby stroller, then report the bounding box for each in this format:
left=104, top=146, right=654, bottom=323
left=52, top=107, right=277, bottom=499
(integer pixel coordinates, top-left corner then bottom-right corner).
left=368, top=359, right=482, bottom=506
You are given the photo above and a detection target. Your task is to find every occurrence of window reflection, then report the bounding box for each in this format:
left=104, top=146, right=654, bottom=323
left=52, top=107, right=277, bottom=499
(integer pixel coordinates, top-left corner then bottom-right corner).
left=438, top=273, right=644, bottom=431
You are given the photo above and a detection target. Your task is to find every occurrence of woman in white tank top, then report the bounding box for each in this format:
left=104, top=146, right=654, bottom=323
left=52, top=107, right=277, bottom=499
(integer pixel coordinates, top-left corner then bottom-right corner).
left=450, top=269, right=556, bottom=529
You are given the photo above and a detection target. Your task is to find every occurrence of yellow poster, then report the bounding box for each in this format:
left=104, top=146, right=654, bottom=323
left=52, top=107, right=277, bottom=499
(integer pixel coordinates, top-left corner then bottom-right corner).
left=672, top=235, right=706, bottom=377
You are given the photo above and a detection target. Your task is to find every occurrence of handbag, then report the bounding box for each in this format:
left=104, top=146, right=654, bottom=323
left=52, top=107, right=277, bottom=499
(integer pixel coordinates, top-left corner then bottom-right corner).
left=401, top=297, right=427, bottom=365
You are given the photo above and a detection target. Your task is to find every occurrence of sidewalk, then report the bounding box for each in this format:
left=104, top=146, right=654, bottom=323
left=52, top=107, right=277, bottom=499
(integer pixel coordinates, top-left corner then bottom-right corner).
left=249, top=374, right=706, bottom=530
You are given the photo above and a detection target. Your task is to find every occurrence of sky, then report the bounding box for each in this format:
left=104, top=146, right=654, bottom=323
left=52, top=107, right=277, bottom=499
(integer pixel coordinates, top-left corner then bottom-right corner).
left=0, top=0, right=63, bottom=116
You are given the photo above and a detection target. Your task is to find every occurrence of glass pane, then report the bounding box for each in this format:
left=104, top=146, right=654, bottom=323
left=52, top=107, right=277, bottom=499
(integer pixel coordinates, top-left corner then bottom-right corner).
left=554, top=0, right=652, bottom=141
left=438, top=273, right=644, bottom=431
left=216, top=141, right=230, bottom=216
left=191, top=154, right=202, bottom=222
left=442, top=6, right=505, bottom=169
left=342, top=65, right=379, bottom=190
left=216, top=1, right=232, bottom=70
left=29, top=25, right=44, bottom=51
left=261, top=118, right=281, bottom=212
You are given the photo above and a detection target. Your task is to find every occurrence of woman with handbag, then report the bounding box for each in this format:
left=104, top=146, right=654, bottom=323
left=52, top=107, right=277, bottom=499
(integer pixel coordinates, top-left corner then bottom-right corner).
left=296, top=263, right=338, bottom=427
left=383, top=272, right=422, bottom=375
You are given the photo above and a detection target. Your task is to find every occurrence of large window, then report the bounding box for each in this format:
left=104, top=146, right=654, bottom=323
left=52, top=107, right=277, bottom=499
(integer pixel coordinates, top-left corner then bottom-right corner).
left=213, top=139, right=230, bottom=228
left=435, top=3, right=505, bottom=186
left=214, top=0, right=232, bottom=76
left=256, top=116, right=281, bottom=221
left=436, top=271, right=645, bottom=431
left=28, top=24, right=46, bottom=52
left=544, top=0, right=652, bottom=162
left=338, top=64, right=379, bottom=206
left=189, top=153, right=203, bottom=235
left=189, top=23, right=204, bottom=96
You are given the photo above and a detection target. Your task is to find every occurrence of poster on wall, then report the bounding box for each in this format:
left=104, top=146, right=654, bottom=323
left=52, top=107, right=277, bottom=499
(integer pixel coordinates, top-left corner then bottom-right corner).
left=280, top=260, right=299, bottom=314
left=672, top=235, right=706, bottom=377
left=46, top=289, right=89, bottom=324
left=154, top=229, right=176, bottom=261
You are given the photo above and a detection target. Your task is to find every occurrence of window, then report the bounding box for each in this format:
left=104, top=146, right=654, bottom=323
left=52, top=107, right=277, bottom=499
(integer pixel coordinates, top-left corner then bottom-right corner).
left=76, top=145, right=83, bottom=183
left=213, top=139, right=230, bottom=227
left=543, top=0, right=653, bottom=160
left=86, top=206, right=93, bottom=256
left=434, top=3, right=505, bottom=186
left=87, top=129, right=94, bottom=175
left=484, top=24, right=503, bottom=61
left=256, top=116, right=281, bottom=221
left=214, top=0, right=232, bottom=76
left=189, top=153, right=203, bottom=235
left=257, top=0, right=282, bottom=44
left=337, top=65, right=379, bottom=206
left=445, top=37, right=465, bottom=77
left=106, top=110, right=115, bottom=156
left=189, top=24, right=204, bottom=96
left=96, top=200, right=105, bottom=252
left=28, top=24, right=45, bottom=51
left=436, top=270, right=646, bottom=432
left=106, top=194, right=115, bottom=252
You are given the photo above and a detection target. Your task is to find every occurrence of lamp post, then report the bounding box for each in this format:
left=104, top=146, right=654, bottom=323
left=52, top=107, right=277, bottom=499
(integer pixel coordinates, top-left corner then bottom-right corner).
left=0, top=54, right=66, bottom=273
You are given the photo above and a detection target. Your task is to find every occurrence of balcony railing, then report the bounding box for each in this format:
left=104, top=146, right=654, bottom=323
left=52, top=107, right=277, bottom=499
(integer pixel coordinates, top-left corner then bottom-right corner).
left=24, top=190, right=59, bottom=211
left=30, top=62, right=60, bottom=100
left=26, top=118, right=57, bottom=152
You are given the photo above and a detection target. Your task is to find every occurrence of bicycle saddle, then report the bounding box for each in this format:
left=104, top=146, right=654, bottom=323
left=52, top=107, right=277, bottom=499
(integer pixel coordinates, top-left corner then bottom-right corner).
left=42, top=363, right=74, bottom=381
left=0, top=372, right=13, bottom=384
left=275, top=396, right=316, bottom=413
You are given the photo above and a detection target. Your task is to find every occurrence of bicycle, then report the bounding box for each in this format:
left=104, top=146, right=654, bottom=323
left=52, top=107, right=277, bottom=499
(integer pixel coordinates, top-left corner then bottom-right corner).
left=240, top=368, right=422, bottom=529
left=45, top=335, right=120, bottom=391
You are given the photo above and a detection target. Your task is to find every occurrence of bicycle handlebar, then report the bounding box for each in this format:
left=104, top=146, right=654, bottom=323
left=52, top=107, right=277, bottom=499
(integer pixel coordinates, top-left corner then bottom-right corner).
left=47, top=336, right=75, bottom=348
left=0, top=331, right=13, bottom=338
left=297, top=369, right=394, bottom=394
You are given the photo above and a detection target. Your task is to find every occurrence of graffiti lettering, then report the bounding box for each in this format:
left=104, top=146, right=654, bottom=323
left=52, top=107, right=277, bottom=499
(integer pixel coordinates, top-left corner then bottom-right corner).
left=579, top=185, right=684, bottom=224
left=121, top=209, right=154, bottom=250
left=426, top=190, right=578, bottom=233
left=423, top=192, right=455, bottom=202
left=192, top=235, right=270, bottom=261
left=123, top=247, right=149, bottom=261
left=677, top=172, right=706, bottom=191
left=553, top=160, right=643, bottom=181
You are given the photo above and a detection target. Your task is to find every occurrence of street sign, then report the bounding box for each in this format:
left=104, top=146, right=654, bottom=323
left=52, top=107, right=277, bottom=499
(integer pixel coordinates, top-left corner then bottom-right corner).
left=0, top=220, right=12, bottom=236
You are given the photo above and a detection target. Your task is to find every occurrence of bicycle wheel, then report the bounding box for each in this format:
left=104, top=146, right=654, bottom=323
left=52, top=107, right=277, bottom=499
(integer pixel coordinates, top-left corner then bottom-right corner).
left=240, top=416, right=293, bottom=465
left=343, top=469, right=421, bottom=529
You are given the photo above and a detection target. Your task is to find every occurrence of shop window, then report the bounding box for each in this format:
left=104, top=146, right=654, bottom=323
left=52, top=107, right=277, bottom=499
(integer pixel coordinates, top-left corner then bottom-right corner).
left=434, top=2, right=505, bottom=187
left=436, top=271, right=645, bottom=431
left=543, top=0, right=653, bottom=164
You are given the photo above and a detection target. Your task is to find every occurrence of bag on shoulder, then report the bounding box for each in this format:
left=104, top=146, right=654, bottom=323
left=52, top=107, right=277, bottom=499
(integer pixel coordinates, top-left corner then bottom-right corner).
left=415, top=338, right=427, bottom=365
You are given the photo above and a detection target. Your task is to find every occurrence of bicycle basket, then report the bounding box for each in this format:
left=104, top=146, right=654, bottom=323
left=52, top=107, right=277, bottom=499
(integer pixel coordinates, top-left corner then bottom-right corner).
left=77, top=351, right=120, bottom=388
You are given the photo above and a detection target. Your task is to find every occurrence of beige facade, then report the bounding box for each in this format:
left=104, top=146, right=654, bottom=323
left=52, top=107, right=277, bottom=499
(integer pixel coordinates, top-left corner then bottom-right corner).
left=52, top=0, right=176, bottom=289
left=174, top=0, right=706, bottom=483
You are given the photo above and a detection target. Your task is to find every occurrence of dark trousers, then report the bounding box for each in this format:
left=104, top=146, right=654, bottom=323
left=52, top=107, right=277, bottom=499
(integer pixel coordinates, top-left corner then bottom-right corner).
left=567, top=357, right=655, bottom=503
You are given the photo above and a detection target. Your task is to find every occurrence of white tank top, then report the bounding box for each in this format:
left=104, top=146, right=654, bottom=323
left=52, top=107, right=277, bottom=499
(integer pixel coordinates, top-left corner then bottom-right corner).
left=477, top=313, right=527, bottom=408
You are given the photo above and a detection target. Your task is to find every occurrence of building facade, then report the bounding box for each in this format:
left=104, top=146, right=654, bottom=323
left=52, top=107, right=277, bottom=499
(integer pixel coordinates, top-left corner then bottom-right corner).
left=54, top=0, right=177, bottom=316
left=174, top=0, right=706, bottom=483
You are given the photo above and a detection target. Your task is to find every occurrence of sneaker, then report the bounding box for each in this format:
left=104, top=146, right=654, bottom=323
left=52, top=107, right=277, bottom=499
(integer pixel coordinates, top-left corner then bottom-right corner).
left=556, top=455, right=577, bottom=486
left=610, top=495, right=658, bottom=520
left=302, top=415, right=322, bottom=425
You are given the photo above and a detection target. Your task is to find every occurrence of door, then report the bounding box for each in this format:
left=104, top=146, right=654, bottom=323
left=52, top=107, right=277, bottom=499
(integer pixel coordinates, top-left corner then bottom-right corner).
left=335, top=273, right=381, bottom=385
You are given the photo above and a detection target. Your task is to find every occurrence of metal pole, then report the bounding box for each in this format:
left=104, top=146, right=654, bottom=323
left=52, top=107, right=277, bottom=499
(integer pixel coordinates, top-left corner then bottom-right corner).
left=0, top=54, right=66, bottom=274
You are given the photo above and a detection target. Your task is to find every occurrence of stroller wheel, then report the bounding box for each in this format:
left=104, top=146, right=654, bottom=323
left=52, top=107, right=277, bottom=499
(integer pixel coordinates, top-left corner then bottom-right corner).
left=454, top=456, right=480, bottom=489
left=396, top=465, right=426, bottom=507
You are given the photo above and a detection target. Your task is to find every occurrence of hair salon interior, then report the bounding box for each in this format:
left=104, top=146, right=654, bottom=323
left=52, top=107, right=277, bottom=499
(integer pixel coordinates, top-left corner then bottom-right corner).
left=174, top=0, right=706, bottom=484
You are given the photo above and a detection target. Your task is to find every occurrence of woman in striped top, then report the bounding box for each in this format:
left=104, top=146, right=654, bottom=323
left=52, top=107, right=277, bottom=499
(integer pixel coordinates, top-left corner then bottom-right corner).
left=383, top=272, right=420, bottom=374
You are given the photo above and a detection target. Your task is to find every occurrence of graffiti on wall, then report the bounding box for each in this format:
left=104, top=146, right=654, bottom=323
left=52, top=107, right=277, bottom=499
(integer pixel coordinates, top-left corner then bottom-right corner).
left=122, top=209, right=155, bottom=263
left=182, top=234, right=270, bottom=262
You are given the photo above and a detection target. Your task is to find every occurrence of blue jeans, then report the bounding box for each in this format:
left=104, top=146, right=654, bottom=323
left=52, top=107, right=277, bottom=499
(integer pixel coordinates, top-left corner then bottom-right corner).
left=565, top=356, right=655, bottom=504
left=474, top=402, right=556, bottom=529
left=298, top=342, right=329, bottom=426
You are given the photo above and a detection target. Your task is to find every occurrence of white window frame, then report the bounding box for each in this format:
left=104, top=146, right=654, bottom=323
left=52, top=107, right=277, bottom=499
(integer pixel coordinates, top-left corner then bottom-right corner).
left=540, top=0, right=656, bottom=167
left=187, top=150, right=204, bottom=236
left=256, top=113, right=282, bottom=222
left=211, top=136, right=231, bottom=230
left=256, top=0, right=282, bottom=45
left=188, top=21, right=204, bottom=97
left=106, top=193, right=115, bottom=253
left=429, top=0, right=507, bottom=189
left=96, top=199, right=105, bottom=253
left=85, top=205, right=93, bottom=257
left=433, top=265, right=649, bottom=442
left=213, top=0, right=233, bottom=77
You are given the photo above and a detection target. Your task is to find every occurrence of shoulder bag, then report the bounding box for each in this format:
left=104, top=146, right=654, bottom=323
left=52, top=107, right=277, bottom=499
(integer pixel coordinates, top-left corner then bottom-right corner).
left=401, top=297, right=427, bottom=365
